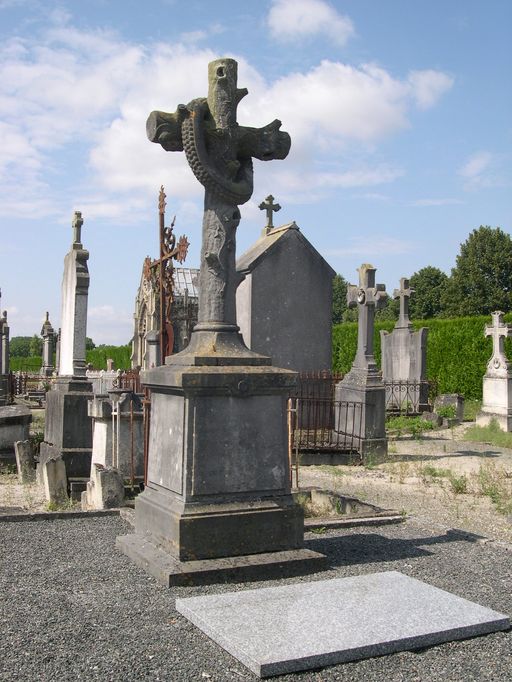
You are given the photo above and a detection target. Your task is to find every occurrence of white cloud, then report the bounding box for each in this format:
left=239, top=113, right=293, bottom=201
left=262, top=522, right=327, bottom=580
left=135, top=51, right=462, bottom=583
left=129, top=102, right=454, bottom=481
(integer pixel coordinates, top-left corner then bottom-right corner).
left=267, top=0, right=355, bottom=46
left=408, top=70, right=454, bottom=109
left=458, top=151, right=493, bottom=179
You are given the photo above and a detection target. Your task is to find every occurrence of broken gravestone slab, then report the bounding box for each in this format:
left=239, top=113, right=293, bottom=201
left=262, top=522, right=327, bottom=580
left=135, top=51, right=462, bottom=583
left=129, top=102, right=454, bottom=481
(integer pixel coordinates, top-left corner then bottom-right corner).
left=14, top=439, right=36, bottom=483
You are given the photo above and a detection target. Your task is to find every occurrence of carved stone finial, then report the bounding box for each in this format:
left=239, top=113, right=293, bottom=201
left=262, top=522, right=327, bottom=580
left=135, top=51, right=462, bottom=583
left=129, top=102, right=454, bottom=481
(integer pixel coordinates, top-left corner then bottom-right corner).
left=72, top=211, right=83, bottom=245
left=259, top=195, right=281, bottom=234
left=393, top=277, right=414, bottom=329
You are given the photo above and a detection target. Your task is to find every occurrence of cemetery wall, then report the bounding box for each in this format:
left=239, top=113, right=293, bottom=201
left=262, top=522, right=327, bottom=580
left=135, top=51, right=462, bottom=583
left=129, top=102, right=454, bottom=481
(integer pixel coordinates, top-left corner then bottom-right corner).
left=333, top=314, right=512, bottom=400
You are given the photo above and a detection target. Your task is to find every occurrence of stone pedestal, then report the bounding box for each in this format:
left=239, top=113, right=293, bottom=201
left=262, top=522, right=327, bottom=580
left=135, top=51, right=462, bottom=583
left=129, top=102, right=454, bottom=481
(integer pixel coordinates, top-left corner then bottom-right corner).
left=381, top=327, right=429, bottom=412
left=477, top=378, right=512, bottom=431
left=334, top=371, right=387, bottom=462
left=131, top=354, right=302, bottom=561
left=0, top=375, right=9, bottom=407
left=82, top=464, right=125, bottom=510
left=0, top=405, right=32, bottom=462
left=40, top=377, right=93, bottom=477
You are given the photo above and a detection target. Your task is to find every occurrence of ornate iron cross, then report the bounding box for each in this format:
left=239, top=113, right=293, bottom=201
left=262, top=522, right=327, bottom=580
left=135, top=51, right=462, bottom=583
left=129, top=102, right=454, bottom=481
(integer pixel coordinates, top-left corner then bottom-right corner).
left=146, top=58, right=290, bottom=340
left=485, top=311, right=512, bottom=374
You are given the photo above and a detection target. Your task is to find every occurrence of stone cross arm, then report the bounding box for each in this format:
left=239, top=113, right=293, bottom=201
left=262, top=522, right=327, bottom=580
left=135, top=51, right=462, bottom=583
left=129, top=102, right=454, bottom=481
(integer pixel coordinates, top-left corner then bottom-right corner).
left=394, top=277, right=414, bottom=328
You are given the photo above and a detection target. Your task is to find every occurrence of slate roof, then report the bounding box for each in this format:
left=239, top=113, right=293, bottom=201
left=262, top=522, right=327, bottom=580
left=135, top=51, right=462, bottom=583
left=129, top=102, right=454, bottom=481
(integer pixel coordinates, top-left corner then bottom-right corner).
left=236, top=222, right=336, bottom=277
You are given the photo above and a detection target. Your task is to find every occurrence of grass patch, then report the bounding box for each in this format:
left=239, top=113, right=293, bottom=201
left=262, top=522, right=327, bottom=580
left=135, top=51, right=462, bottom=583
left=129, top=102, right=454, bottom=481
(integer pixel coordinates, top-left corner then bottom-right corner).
left=386, top=416, right=434, bottom=439
left=475, top=462, right=512, bottom=515
left=436, top=405, right=457, bottom=419
left=448, top=473, right=469, bottom=494
left=463, top=399, right=482, bottom=422
left=464, top=419, right=512, bottom=449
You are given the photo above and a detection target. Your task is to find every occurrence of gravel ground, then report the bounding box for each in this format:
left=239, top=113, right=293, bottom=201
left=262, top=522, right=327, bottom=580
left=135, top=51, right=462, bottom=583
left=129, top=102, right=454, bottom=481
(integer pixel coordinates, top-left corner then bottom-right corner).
left=1, top=514, right=511, bottom=682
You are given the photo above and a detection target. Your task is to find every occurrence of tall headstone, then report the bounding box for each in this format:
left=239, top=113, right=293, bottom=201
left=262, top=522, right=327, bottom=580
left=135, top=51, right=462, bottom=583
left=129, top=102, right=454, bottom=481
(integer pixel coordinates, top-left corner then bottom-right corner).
left=0, top=296, right=9, bottom=406
left=118, top=58, right=325, bottom=581
left=39, top=213, right=93, bottom=478
left=380, top=277, right=429, bottom=412
left=476, top=311, right=512, bottom=431
left=334, top=264, right=388, bottom=461
left=40, top=312, right=56, bottom=377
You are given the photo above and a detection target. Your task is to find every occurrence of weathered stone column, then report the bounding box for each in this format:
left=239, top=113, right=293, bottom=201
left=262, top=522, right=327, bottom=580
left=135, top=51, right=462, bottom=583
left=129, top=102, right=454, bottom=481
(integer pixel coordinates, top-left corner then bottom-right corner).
left=117, top=58, right=326, bottom=583
left=40, top=213, right=93, bottom=478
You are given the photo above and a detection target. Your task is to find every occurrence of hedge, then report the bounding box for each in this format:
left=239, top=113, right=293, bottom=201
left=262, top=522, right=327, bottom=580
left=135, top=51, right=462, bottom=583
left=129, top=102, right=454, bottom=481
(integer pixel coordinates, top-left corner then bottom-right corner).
left=333, top=315, right=512, bottom=401
left=9, top=346, right=132, bottom=372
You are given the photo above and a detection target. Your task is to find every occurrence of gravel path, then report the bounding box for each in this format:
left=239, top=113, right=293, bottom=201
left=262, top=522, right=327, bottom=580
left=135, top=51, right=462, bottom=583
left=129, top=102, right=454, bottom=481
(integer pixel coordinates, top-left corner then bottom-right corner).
left=1, top=514, right=511, bottom=681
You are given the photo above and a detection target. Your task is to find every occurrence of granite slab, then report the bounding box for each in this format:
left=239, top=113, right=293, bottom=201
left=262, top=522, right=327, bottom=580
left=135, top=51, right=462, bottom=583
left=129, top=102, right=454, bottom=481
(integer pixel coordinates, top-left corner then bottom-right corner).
left=176, top=570, right=510, bottom=678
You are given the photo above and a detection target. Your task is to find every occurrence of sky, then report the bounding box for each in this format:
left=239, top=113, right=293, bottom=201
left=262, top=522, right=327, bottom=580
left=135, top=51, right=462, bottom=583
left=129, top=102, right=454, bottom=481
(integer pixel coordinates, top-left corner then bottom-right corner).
left=0, top=0, right=511, bottom=345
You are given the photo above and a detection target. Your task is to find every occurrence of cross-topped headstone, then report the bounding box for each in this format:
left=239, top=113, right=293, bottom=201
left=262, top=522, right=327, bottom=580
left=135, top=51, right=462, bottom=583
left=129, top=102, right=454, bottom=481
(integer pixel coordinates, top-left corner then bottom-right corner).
left=347, top=264, right=386, bottom=373
left=72, top=211, right=83, bottom=246
left=259, top=195, right=281, bottom=235
left=146, top=58, right=290, bottom=349
left=393, top=277, right=414, bottom=329
left=485, top=311, right=512, bottom=374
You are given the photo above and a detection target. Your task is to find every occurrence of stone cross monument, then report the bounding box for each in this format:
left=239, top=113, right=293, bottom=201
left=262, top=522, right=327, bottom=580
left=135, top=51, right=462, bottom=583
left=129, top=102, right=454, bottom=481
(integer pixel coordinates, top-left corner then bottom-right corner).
left=335, top=264, right=388, bottom=461
left=39, top=213, right=93, bottom=479
left=259, top=194, right=281, bottom=235
left=118, top=58, right=325, bottom=583
left=0, top=292, right=10, bottom=406
left=477, top=311, right=512, bottom=431
left=380, top=276, right=429, bottom=412
left=40, top=312, right=56, bottom=378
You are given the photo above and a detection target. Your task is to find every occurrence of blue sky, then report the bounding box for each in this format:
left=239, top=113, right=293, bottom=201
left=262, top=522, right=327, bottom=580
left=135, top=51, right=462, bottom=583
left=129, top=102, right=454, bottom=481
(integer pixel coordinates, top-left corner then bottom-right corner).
left=1, top=0, right=511, bottom=344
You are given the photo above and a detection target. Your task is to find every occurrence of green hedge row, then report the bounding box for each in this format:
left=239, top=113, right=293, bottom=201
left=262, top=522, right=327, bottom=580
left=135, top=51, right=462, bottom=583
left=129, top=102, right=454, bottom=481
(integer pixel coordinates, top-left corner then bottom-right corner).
left=9, top=346, right=132, bottom=372
left=333, top=315, right=512, bottom=400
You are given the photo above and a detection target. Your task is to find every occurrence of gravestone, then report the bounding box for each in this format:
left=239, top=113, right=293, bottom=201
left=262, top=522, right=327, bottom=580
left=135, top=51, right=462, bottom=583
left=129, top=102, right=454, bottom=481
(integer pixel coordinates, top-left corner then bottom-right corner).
left=335, top=264, right=388, bottom=461
left=117, top=57, right=325, bottom=582
left=39, top=212, right=93, bottom=478
left=40, top=311, right=56, bottom=377
left=236, top=206, right=335, bottom=373
left=477, top=311, right=512, bottom=431
left=14, top=439, right=36, bottom=483
left=380, top=277, right=429, bottom=412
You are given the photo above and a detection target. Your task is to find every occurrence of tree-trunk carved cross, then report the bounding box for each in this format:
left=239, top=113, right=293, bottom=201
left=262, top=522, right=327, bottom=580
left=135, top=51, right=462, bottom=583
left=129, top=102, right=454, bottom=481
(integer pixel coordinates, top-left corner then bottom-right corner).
left=147, top=58, right=290, bottom=346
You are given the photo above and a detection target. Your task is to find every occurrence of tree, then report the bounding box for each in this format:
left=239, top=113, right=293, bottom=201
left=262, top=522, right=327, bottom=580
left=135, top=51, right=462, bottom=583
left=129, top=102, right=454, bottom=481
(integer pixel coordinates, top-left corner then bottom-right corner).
left=29, top=334, right=43, bottom=357
left=86, top=337, right=96, bottom=350
left=408, top=266, right=449, bottom=320
left=332, top=274, right=348, bottom=324
left=442, top=226, right=512, bottom=317
left=9, top=336, right=32, bottom=357
left=375, top=294, right=399, bottom=321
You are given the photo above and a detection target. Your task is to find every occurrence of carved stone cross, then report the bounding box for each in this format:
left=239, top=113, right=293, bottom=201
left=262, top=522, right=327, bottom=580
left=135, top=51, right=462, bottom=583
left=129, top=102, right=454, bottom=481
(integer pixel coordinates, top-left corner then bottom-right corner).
left=393, top=277, right=413, bottom=329
left=347, top=264, right=386, bottom=372
left=72, top=211, right=83, bottom=246
left=485, top=311, right=512, bottom=374
left=146, top=58, right=290, bottom=352
left=259, top=194, right=281, bottom=234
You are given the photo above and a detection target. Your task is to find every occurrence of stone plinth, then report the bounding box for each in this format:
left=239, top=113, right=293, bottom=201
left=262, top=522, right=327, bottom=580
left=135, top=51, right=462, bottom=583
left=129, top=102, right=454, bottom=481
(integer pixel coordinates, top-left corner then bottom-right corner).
left=88, top=391, right=144, bottom=479
left=40, top=377, right=93, bottom=477
left=82, top=464, right=125, bottom=510
left=0, top=405, right=32, bottom=461
left=477, top=379, right=512, bottom=430
left=130, top=361, right=302, bottom=561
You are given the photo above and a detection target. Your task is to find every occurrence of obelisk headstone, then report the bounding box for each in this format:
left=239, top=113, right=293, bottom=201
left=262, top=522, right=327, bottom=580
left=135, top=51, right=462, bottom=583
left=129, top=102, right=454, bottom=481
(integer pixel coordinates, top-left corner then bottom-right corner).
left=380, top=277, right=429, bottom=412
left=39, top=213, right=93, bottom=479
left=335, top=264, right=388, bottom=462
left=40, top=312, right=56, bottom=378
left=117, top=58, right=326, bottom=583
left=0, top=295, right=9, bottom=406
left=476, top=311, right=512, bottom=431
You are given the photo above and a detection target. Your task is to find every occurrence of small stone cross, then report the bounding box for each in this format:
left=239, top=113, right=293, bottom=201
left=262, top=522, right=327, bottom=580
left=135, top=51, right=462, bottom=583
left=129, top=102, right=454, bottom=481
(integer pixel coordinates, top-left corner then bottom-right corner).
left=347, top=264, right=386, bottom=372
left=259, top=195, right=281, bottom=234
left=72, top=211, right=83, bottom=245
left=393, top=277, right=414, bottom=328
left=485, top=311, right=512, bottom=373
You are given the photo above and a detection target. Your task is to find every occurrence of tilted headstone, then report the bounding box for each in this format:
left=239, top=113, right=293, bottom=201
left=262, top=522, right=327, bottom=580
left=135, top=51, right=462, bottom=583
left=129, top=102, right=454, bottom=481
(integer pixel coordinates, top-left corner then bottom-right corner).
left=40, top=312, right=56, bottom=377
left=380, top=277, right=429, bottom=412
left=117, top=58, right=325, bottom=582
left=477, top=311, right=512, bottom=431
left=39, top=213, right=93, bottom=478
left=335, top=264, right=388, bottom=462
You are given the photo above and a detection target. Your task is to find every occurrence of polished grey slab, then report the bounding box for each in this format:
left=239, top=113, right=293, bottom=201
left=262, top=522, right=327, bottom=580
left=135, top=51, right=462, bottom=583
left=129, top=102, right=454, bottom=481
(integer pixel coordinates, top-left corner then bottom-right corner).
left=176, top=570, right=509, bottom=678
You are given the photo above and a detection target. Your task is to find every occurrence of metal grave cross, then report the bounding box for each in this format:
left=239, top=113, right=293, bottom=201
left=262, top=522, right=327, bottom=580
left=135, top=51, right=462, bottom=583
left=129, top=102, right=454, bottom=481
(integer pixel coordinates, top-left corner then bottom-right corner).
left=72, top=211, right=83, bottom=245
left=485, top=311, right=512, bottom=373
left=347, top=264, right=387, bottom=371
left=393, top=277, right=414, bottom=329
left=259, top=195, right=281, bottom=234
